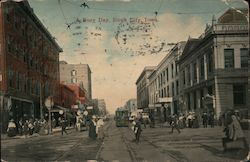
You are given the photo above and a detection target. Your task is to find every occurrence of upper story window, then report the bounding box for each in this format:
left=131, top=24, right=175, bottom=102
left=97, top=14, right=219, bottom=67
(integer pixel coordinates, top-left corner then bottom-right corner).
left=240, top=48, right=248, bottom=68
left=200, top=57, right=204, bottom=79
left=166, top=68, right=169, bottom=82
left=208, top=53, right=213, bottom=73
left=193, top=63, right=197, bottom=83
left=224, top=49, right=234, bottom=68
left=171, top=63, right=174, bottom=78
left=71, top=70, right=77, bottom=76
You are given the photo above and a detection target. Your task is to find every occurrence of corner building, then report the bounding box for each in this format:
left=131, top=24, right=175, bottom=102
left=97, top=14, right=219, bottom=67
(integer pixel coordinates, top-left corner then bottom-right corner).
left=178, top=9, right=249, bottom=119
left=0, top=1, right=62, bottom=131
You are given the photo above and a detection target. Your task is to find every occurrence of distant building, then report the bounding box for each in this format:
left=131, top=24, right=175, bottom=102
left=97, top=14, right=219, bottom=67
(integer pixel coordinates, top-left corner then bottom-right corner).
left=0, top=0, right=62, bottom=132
left=97, top=99, right=106, bottom=116
left=179, top=8, right=249, bottom=119
left=58, top=84, right=76, bottom=110
left=59, top=61, right=92, bottom=103
left=135, top=66, right=155, bottom=111
left=147, top=42, right=186, bottom=121
left=124, top=98, right=137, bottom=113
left=65, top=84, right=86, bottom=108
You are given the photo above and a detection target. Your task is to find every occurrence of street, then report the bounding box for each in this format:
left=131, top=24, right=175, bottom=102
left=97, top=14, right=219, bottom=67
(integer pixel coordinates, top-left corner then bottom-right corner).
left=1, top=118, right=249, bottom=162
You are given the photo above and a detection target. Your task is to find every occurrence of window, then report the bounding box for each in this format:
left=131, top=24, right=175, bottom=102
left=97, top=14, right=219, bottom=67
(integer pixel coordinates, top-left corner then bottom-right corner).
left=233, top=85, right=245, bottom=105
left=183, top=70, right=185, bottom=85
left=175, top=62, right=178, bottom=75
left=224, top=49, right=234, bottom=68
left=166, top=68, right=169, bottom=82
left=187, top=93, right=191, bottom=110
left=187, top=65, right=191, bottom=85
left=8, top=69, right=14, bottom=88
left=193, top=92, right=196, bottom=110
left=200, top=89, right=204, bottom=108
left=16, top=72, right=20, bottom=90
left=193, top=63, right=197, bottom=83
left=171, top=63, right=174, bottom=78
left=72, top=78, right=77, bottom=83
left=240, top=48, right=248, bottom=68
left=172, top=82, right=175, bottom=96
left=176, top=81, right=179, bottom=95
left=167, top=86, right=169, bottom=97
left=208, top=86, right=213, bottom=95
left=208, top=54, right=213, bottom=72
left=200, top=57, right=204, bottom=79
left=71, top=70, right=77, bottom=76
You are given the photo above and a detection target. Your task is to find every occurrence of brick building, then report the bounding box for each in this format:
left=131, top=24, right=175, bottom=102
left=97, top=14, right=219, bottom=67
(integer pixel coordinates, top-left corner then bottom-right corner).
left=0, top=0, right=62, bottom=132
left=58, top=84, right=76, bottom=110
left=59, top=61, right=92, bottom=103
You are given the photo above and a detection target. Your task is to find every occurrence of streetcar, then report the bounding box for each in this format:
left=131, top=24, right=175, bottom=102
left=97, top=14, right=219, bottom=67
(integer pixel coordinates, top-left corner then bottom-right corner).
left=115, top=109, right=129, bottom=127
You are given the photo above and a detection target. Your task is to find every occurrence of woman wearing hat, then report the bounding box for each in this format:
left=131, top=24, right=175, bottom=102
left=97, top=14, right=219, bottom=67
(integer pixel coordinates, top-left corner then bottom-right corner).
left=88, top=115, right=97, bottom=139
left=7, top=119, right=17, bottom=137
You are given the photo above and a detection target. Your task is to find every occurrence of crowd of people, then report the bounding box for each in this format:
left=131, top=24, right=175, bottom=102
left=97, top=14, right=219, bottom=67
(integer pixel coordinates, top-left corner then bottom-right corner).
left=88, top=115, right=105, bottom=140
left=7, top=118, right=49, bottom=137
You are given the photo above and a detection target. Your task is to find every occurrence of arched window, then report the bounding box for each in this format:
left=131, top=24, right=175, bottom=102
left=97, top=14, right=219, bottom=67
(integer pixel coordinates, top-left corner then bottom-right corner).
left=71, top=70, right=77, bottom=76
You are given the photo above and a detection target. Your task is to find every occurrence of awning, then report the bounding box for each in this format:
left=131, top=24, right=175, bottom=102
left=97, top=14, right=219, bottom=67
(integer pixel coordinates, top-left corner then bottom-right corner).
left=50, top=105, right=69, bottom=112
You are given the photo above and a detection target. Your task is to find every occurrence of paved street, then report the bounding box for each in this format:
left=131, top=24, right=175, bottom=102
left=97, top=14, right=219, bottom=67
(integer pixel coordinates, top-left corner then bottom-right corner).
left=2, top=119, right=249, bottom=162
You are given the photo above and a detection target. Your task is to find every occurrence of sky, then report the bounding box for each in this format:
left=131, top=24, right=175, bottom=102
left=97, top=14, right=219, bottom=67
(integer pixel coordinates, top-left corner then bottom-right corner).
left=27, top=0, right=248, bottom=114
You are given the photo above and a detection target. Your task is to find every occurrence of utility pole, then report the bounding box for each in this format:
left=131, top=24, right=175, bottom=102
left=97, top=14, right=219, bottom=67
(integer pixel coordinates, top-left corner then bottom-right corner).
left=40, top=82, right=43, bottom=119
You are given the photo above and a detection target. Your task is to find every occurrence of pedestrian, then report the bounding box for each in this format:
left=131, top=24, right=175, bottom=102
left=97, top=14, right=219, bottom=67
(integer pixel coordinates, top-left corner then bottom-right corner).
left=23, top=120, right=29, bottom=138
left=60, top=118, right=68, bottom=135
left=88, top=115, right=97, bottom=140
left=28, top=119, right=34, bottom=135
left=33, top=119, right=40, bottom=134
left=208, top=112, right=215, bottom=128
left=187, top=112, right=193, bottom=128
left=149, top=113, right=155, bottom=128
left=222, top=114, right=248, bottom=151
left=96, top=117, right=105, bottom=140
left=134, top=118, right=142, bottom=143
left=139, top=116, right=146, bottom=129
left=7, top=119, right=17, bottom=137
left=170, top=115, right=181, bottom=134
left=18, top=118, right=23, bottom=135
left=202, top=112, right=208, bottom=128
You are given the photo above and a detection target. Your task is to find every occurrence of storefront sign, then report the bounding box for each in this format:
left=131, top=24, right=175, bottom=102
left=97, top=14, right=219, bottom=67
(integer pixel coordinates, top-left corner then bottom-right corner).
left=215, top=24, right=248, bottom=32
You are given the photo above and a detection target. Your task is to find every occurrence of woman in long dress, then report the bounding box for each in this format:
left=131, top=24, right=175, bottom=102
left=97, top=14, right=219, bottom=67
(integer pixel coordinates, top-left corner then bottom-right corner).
left=88, top=116, right=97, bottom=140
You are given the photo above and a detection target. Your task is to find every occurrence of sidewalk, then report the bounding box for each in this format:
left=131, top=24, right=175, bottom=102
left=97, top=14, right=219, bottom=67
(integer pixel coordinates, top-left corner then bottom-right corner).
left=1, top=126, right=75, bottom=140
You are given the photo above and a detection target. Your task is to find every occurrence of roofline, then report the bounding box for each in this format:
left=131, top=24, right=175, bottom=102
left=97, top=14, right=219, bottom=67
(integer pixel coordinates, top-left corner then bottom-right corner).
left=135, top=66, right=156, bottom=84
left=4, top=0, right=63, bottom=52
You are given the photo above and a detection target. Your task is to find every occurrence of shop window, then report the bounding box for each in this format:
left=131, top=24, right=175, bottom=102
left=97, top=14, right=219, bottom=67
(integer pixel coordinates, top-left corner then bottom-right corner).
left=224, top=49, right=234, bottom=68
left=233, top=85, right=246, bottom=105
